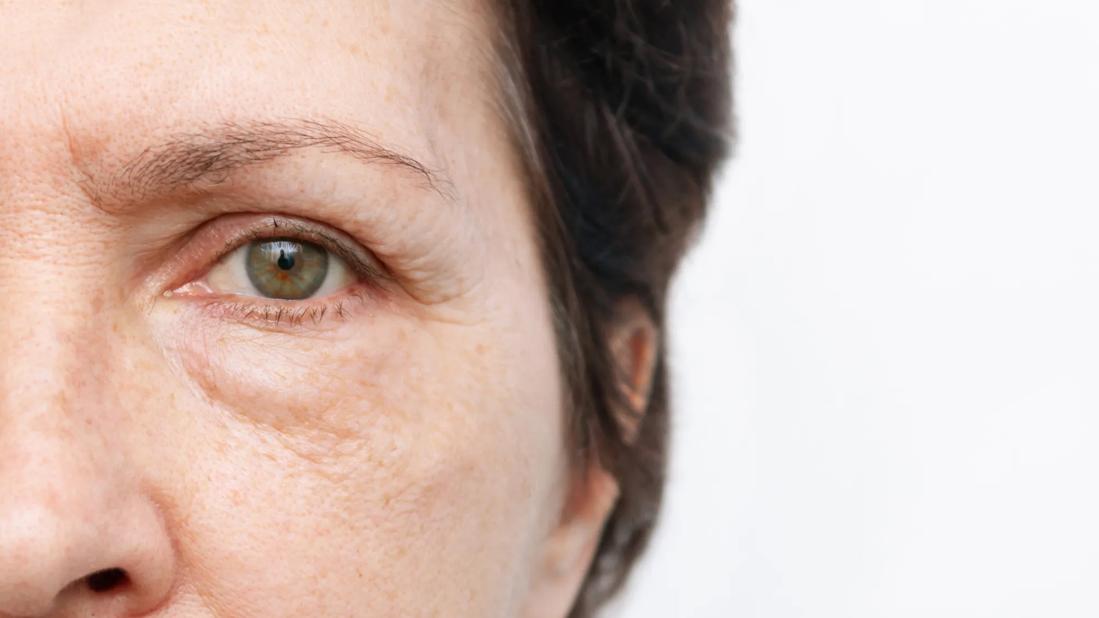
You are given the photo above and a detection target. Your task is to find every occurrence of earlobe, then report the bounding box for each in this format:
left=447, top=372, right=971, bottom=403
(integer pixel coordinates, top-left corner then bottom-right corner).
left=522, top=464, right=620, bottom=618
left=547, top=465, right=621, bottom=578
left=522, top=298, right=659, bottom=617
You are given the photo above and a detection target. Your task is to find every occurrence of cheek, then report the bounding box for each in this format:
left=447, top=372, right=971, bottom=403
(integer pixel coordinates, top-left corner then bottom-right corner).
left=146, top=300, right=565, bottom=614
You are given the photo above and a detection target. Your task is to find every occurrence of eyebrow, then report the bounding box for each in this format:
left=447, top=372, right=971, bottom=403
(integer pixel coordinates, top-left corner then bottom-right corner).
left=93, top=118, right=453, bottom=205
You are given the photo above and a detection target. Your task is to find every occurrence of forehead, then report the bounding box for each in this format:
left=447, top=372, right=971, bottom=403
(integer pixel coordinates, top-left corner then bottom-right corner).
left=0, top=0, right=502, bottom=184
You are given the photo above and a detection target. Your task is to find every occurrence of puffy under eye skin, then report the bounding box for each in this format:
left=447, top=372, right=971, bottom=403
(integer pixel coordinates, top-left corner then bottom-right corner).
left=205, top=238, right=354, bottom=300
left=246, top=239, right=328, bottom=300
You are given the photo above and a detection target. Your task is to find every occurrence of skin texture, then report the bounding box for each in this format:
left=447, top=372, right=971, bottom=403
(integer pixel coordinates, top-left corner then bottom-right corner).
left=0, top=2, right=629, bottom=616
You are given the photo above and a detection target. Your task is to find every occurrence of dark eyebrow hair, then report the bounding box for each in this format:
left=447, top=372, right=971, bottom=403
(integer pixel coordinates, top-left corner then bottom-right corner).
left=96, top=117, right=453, bottom=204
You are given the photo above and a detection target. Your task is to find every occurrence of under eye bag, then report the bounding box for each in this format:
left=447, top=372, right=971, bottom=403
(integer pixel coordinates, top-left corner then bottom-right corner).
left=245, top=238, right=329, bottom=300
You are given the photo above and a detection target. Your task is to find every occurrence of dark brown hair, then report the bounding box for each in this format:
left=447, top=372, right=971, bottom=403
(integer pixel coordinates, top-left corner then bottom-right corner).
left=496, top=1, right=734, bottom=615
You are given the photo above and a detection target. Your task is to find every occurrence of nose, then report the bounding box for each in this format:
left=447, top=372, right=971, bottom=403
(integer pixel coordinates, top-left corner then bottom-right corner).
left=0, top=303, right=177, bottom=615
left=0, top=493, right=176, bottom=617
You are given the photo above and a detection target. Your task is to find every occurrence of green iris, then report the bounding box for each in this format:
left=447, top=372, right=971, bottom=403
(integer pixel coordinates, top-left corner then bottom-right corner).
left=245, top=239, right=329, bottom=300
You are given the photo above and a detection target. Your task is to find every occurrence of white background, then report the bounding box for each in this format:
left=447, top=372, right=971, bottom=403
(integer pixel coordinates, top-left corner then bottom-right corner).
left=612, top=1, right=1099, bottom=616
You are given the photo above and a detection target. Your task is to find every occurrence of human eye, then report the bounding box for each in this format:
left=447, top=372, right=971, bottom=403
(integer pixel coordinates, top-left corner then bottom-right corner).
left=164, top=214, right=389, bottom=328
left=208, top=238, right=349, bottom=301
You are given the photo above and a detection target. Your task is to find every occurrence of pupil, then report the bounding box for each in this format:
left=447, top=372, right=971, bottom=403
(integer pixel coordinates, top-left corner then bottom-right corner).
left=277, top=250, right=295, bottom=270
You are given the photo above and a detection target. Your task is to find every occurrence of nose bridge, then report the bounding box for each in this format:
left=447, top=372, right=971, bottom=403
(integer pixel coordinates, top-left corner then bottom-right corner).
left=0, top=101, right=123, bottom=445
left=0, top=104, right=132, bottom=497
left=0, top=215, right=124, bottom=553
left=0, top=256, right=111, bottom=431
left=0, top=252, right=117, bottom=592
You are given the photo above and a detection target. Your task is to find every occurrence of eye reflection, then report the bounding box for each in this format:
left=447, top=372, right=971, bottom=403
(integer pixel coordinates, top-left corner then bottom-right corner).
left=246, top=239, right=329, bottom=300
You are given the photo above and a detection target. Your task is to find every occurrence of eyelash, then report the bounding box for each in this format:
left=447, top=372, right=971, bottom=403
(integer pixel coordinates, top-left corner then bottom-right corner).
left=193, top=291, right=369, bottom=329
left=166, top=215, right=387, bottom=330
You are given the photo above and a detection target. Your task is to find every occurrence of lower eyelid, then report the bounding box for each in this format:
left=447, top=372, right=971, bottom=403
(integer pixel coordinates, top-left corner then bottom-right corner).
left=183, top=286, right=373, bottom=332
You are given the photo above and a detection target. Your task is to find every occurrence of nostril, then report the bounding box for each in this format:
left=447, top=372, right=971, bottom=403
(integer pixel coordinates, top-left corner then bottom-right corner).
left=85, top=568, right=129, bottom=592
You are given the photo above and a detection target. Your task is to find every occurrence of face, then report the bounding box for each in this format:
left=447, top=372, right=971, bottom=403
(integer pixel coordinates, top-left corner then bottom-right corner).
left=0, top=2, right=616, bottom=616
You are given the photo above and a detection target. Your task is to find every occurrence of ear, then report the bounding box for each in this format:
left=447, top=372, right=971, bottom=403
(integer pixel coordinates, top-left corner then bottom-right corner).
left=522, top=299, right=659, bottom=618
left=606, top=297, right=659, bottom=443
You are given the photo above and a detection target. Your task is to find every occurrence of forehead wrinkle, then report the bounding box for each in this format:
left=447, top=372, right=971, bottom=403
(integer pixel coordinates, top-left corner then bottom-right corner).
left=81, top=116, right=455, bottom=211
